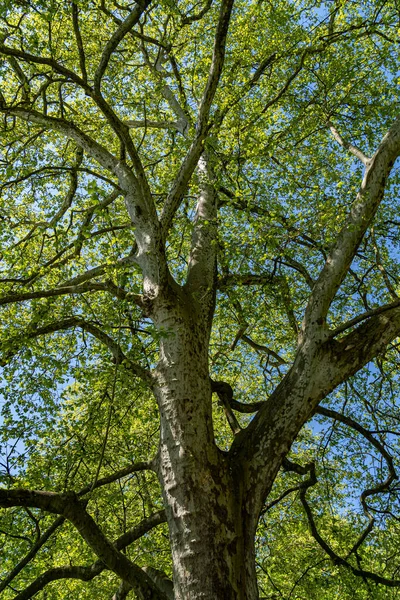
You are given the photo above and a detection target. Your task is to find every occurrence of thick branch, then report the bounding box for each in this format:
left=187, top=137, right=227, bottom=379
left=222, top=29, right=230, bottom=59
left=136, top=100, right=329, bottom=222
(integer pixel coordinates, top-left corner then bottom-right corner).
left=0, top=493, right=167, bottom=600
left=1, top=81, right=165, bottom=289
left=160, top=0, right=234, bottom=237
left=229, top=300, right=400, bottom=527
left=303, top=117, right=400, bottom=339
left=185, top=151, right=217, bottom=318
left=143, top=567, right=174, bottom=600
left=1, top=462, right=153, bottom=593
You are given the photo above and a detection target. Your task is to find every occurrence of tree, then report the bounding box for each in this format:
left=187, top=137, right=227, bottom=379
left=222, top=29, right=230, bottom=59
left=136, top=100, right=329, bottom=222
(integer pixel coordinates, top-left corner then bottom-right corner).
left=0, top=0, right=400, bottom=598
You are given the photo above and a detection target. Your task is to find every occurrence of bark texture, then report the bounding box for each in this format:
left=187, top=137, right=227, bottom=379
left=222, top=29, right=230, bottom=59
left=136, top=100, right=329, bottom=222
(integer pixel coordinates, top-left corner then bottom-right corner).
left=1, top=4, right=400, bottom=599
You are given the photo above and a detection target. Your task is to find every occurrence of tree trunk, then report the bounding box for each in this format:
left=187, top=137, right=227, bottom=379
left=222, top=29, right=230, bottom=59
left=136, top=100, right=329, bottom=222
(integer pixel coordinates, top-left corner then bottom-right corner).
left=152, top=294, right=259, bottom=599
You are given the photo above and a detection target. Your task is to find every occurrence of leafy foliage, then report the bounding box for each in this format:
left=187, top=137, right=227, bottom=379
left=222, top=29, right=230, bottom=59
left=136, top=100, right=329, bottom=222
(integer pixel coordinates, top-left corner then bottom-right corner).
left=0, top=0, right=400, bottom=598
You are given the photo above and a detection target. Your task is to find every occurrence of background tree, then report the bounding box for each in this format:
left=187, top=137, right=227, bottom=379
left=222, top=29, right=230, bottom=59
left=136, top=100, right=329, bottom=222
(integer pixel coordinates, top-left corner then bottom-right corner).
left=0, top=0, right=400, bottom=598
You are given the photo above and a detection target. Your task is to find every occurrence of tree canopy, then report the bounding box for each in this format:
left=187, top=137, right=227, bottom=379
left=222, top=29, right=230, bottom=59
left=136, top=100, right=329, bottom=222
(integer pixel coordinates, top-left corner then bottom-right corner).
left=0, top=0, right=400, bottom=599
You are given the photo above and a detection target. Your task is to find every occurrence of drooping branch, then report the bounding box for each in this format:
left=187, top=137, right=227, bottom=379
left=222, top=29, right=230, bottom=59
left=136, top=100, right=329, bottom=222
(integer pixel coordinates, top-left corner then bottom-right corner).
left=314, top=405, right=397, bottom=557
left=265, top=453, right=400, bottom=588
left=11, top=565, right=101, bottom=600
left=300, top=487, right=400, bottom=587
left=5, top=55, right=30, bottom=102
left=315, top=406, right=395, bottom=482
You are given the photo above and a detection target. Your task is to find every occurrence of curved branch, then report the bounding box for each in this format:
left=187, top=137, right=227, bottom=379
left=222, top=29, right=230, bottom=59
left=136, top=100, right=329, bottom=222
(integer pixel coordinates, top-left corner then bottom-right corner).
left=315, top=406, right=395, bottom=482
left=0, top=42, right=90, bottom=91
left=300, top=489, right=400, bottom=587
left=211, top=379, right=264, bottom=414
left=0, top=282, right=143, bottom=308
left=6, top=508, right=167, bottom=600
left=241, top=334, right=287, bottom=365
left=78, top=461, right=154, bottom=497
left=0, top=316, right=152, bottom=383
left=0, top=516, right=65, bottom=594
left=1, top=106, right=120, bottom=173
left=315, top=405, right=397, bottom=556
left=211, top=379, right=241, bottom=434
left=94, top=1, right=151, bottom=94
left=181, top=0, right=213, bottom=25
left=329, top=298, right=400, bottom=338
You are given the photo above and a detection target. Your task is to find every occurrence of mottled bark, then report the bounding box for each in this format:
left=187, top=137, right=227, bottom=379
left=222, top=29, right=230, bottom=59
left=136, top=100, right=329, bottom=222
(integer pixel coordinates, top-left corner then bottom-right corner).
left=150, top=289, right=258, bottom=599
